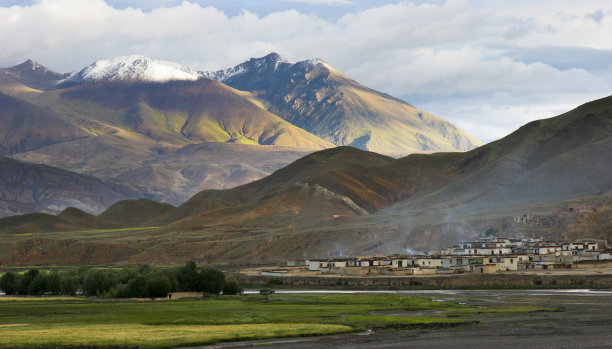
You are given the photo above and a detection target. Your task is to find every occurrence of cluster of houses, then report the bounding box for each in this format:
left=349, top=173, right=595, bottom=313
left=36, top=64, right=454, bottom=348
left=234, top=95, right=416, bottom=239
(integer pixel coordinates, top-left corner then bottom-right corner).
left=265, top=237, right=611, bottom=277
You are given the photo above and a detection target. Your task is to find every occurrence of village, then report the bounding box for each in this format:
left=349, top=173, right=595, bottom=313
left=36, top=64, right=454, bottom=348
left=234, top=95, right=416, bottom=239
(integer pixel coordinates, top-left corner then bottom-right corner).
left=260, top=237, right=612, bottom=277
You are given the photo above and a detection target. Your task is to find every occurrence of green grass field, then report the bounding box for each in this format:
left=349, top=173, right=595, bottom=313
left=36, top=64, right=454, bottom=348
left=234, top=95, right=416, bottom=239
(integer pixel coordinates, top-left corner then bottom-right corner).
left=0, top=294, right=560, bottom=348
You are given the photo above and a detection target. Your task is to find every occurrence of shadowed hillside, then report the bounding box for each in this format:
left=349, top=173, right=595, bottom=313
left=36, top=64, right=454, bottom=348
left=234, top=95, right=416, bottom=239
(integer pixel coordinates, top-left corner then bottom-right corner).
left=0, top=92, right=87, bottom=155
left=98, top=199, right=175, bottom=227
left=0, top=157, right=173, bottom=218
left=0, top=59, right=67, bottom=90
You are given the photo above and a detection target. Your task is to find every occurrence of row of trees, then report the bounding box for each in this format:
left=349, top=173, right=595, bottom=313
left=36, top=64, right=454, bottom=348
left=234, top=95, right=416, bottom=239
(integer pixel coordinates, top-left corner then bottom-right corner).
left=0, top=261, right=242, bottom=298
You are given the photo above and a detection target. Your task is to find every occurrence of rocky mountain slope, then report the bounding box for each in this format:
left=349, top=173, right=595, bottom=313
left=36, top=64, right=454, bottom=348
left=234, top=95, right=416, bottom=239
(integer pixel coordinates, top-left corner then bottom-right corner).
left=0, top=59, right=67, bottom=90
left=206, top=53, right=482, bottom=154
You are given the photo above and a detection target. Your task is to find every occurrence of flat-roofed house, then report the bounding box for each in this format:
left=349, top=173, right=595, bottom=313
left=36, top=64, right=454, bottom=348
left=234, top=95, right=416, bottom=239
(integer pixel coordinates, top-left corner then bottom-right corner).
left=308, top=260, right=329, bottom=271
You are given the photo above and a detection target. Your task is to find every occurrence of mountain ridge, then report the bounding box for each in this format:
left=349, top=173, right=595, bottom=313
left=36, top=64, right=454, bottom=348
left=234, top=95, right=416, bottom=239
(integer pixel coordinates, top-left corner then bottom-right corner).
left=2, top=53, right=482, bottom=155
left=206, top=52, right=482, bottom=154
left=55, top=55, right=201, bottom=87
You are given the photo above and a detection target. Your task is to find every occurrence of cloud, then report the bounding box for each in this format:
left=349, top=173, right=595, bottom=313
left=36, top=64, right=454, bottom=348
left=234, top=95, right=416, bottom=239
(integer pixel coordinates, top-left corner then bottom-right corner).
left=282, top=0, right=354, bottom=5
left=0, top=0, right=611, bottom=142
left=585, top=9, right=604, bottom=23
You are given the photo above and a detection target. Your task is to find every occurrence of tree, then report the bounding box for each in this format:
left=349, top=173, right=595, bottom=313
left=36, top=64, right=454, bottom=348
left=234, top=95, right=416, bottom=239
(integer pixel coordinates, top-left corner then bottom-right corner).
left=485, top=226, right=499, bottom=238
left=137, top=264, right=152, bottom=275
left=109, top=283, right=129, bottom=298
left=47, top=272, right=62, bottom=295
left=198, top=266, right=225, bottom=294
left=19, top=269, right=40, bottom=295
left=127, top=274, right=149, bottom=298
left=222, top=278, right=242, bottom=295
left=83, top=270, right=115, bottom=296
left=177, top=260, right=200, bottom=291
left=28, top=274, right=48, bottom=296
left=61, top=275, right=79, bottom=296
left=77, top=265, right=89, bottom=284
left=161, top=269, right=178, bottom=292
left=148, top=274, right=171, bottom=298
left=0, top=271, right=20, bottom=295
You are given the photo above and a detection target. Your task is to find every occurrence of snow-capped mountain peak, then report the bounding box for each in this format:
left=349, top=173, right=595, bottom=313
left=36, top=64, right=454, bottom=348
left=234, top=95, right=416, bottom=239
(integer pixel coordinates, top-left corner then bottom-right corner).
left=56, top=55, right=200, bottom=86
left=202, top=52, right=333, bottom=83
left=202, top=52, right=294, bottom=82
left=21, top=59, right=48, bottom=72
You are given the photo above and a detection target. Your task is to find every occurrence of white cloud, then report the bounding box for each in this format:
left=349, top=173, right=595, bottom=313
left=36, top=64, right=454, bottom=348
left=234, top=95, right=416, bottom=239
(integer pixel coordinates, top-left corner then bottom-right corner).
left=282, top=0, right=354, bottom=5
left=0, top=0, right=611, bottom=142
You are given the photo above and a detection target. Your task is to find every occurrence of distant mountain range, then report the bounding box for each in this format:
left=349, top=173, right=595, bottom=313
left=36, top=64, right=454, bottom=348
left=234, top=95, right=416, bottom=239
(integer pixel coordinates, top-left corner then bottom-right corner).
left=3, top=53, right=481, bottom=153
left=0, top=53, right=481, bottom=217
left=0, top=157, right=173, bottom=218
left=1, top=94, right=611, bottom=265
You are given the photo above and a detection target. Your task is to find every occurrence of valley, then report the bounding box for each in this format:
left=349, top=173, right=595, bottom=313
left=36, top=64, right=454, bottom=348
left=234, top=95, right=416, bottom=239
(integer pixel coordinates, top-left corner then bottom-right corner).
left=0, top=93, right=611, bottom=266
left=0, top=55, right=611, bottom=267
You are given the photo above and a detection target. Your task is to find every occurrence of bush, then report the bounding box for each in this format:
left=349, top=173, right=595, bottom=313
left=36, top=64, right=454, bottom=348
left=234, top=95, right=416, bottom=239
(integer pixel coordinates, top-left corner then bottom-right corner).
left=83, top=270, right=115, bottom=296
left=47, top=272, right=62, bottom=295
left=260, top=288, right=275, bottom=301
left=0, top=271, right=20, bottom=295
left=109, top=283, right=130, bottom=298
left=61, top=275, right=79, bottom=296
left=19, top=269, right=40, bottom=295
left=28, top=274, right=50, bottom=296
left=177, top=260, right=200, bottom=291
left=199, top=266, right=225, bottom=294
left=137, top=264, right=152, bottom=275
left=267, top=278, right=284, bottom=286
left=148, top=275, right=171, bottom=298
left=222, top=278, right=242, bottom=295
left=127, top=274, right=149, bottom=298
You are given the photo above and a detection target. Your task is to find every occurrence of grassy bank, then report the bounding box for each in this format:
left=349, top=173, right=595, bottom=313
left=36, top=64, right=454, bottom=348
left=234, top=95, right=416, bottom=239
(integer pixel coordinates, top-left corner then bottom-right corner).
left=0, top=294, right=561, bottom=348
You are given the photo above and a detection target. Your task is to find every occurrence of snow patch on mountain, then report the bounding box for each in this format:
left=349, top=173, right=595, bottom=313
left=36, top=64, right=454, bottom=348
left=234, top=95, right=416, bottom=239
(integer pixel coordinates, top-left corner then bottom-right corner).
left=21, top=59, right=48, bottom=72
left=56, top=55, right=200, bottom=86
left=202, top=53, right=330, bottom=83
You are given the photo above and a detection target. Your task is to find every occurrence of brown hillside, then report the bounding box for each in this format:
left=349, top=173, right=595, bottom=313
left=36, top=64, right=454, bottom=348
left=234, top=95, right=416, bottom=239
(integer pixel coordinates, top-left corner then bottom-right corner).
left=0, top=92, right=87, bottom=155
left=60, top=79, right=333, bottom=149
left=98, top=199, right=175, bottom=227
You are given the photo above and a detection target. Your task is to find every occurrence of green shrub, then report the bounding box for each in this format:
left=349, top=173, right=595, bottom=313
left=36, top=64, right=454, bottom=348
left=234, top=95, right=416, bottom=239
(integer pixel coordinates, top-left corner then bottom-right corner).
left=199, top=267, right=225, bottom=294
left=222, top=278, right=242, bottom=295
left=0, top=272, right=20, bottom=295
left=148, top=275, right=171, bottom=298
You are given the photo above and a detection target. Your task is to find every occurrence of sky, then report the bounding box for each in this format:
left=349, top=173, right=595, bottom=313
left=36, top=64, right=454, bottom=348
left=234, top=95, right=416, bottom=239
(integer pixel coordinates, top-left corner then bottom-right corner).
left=1, top=0, right=611, bottom=142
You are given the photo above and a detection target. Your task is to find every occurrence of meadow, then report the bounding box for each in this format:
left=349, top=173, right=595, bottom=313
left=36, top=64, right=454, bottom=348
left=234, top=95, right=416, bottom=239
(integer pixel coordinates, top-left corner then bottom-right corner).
left=0, top=293, right=562, bottom=348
